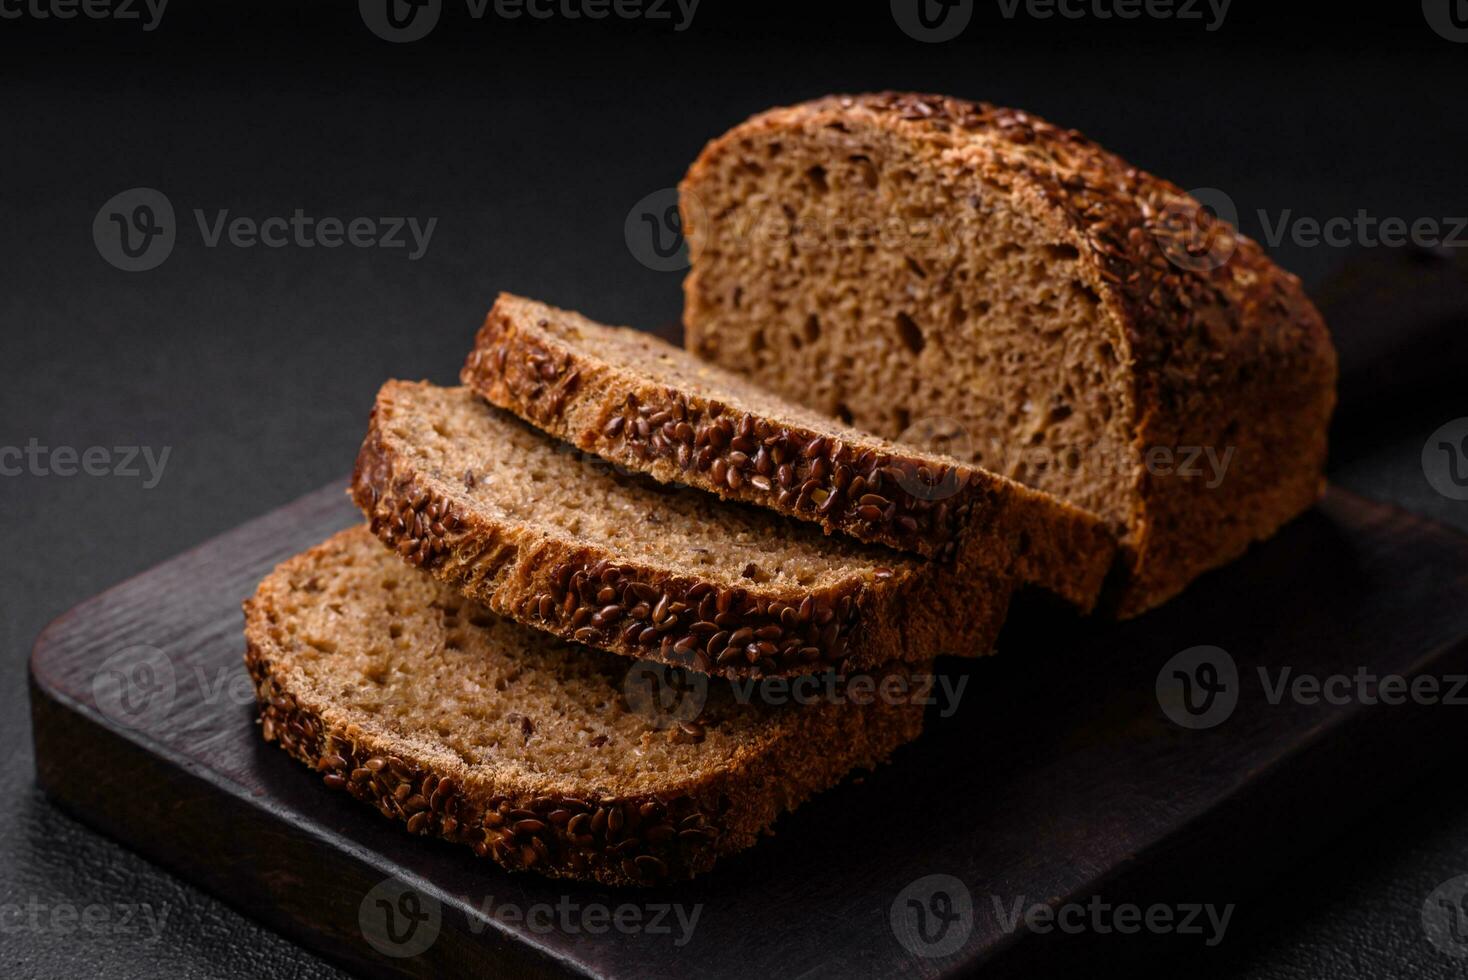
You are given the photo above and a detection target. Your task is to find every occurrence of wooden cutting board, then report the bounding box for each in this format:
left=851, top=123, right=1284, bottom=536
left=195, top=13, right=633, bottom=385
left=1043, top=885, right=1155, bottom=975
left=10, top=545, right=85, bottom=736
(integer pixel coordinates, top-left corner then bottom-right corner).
left=28, top=480, right=1468, bottom=978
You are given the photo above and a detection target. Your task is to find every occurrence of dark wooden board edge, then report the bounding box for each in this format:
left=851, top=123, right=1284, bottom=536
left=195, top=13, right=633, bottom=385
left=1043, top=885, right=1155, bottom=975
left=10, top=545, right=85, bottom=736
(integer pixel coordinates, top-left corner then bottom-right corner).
left=26, top=482, right=1468, bottom=978
left=23, top=486, right=590, bottom=978
left=20, top=486, right=581, bottom=978
left=978, top=627, right=1468, bottom=976
left=29, top=671, right=598, bottom=980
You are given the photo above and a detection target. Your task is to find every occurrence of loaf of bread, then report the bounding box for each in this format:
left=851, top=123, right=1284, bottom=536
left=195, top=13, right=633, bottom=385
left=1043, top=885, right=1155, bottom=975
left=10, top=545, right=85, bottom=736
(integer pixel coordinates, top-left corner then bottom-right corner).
left=350, top=381, right=1016, bottom=678
left=244, top=526, right=926, bottom=886
left=680, top=92, right=1337, bottom=616
left=461, top=292, right=1115, bottom=611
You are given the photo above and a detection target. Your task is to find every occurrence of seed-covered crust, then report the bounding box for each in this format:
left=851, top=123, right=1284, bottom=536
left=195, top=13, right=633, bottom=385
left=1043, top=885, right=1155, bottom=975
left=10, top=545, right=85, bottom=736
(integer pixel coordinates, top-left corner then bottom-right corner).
left=350, top=382, right=1015, bottom=678
left=461, top=293, right=1115, bottom=612
left=243, top=527, right=925, bottom=886
left=681, top=93, right=1338, bottom=617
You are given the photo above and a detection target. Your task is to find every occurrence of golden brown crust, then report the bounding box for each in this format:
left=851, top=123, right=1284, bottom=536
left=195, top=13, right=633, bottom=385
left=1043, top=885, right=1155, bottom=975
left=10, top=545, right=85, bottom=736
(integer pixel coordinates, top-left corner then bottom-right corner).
left=461, top=293, right=1115, bottom=612
left=350, top=382, right=1015, bottom=678
left=243, top=531, right=925, bottom=886
left=680, top=92, right=1338, bottom=617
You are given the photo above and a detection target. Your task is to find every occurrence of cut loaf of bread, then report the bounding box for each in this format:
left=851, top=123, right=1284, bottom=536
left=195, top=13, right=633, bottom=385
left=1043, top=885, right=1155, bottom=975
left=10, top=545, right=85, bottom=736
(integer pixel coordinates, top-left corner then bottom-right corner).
left=461, top=292, right=1115, bottom=612
left=244, top=526, right=926, bottom=886
left=350, top=381, right=1016, bottom=678
left=680, top=92, right=1338, bottom=616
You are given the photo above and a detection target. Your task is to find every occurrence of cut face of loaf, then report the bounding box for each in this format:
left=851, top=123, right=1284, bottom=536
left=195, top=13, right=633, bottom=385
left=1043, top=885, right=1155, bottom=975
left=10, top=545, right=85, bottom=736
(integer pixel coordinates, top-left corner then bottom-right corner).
left=243, top=526, right=926, bottom=886
left=350, top=381, right=1016, bottom=678
left=461, top=292, right=1115, bottom=612
left=680, top=92, right=1338, bottom=616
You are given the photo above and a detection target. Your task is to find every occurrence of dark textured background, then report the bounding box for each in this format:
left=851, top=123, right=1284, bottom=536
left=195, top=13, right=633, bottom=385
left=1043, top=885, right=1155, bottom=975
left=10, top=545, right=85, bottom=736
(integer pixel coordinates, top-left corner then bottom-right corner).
left=3, top=2, right=1467, bottom=976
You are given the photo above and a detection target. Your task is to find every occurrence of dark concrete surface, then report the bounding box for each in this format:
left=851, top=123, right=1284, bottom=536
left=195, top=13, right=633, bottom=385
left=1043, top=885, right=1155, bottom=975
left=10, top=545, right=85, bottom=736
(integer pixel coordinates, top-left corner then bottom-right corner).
left=2, top=3, right=1466, bottom=976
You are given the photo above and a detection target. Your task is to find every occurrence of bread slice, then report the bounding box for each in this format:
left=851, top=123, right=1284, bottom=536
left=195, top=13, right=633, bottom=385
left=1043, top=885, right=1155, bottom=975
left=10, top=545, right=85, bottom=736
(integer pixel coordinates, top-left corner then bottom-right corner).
left=680, top=92, right=1338, bottom=617
left=461, top=293, right=1115, bottom=612
left=350, top=381, right=1016, bottom=678
left=244, top=526, right=925, bottom=886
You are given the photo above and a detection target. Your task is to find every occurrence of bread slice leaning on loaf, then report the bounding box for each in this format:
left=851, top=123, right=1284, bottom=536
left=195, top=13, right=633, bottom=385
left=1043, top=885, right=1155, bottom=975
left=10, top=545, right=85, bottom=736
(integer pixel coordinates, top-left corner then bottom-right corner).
left=244, top=526, right=927, bottom=886
left=680, top=92, right=1338, bottom=617
left=461, top=292, right=1115, bottom=613
left=350, top=381, right=1016, bottom=679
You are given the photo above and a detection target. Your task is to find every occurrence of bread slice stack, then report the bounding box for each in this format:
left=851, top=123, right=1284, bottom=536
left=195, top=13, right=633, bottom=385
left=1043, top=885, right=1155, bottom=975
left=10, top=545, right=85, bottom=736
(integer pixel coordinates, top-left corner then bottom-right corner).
left=245, top=527, right=926, bottom=885
left=244, top=92, right=1336, bottom=885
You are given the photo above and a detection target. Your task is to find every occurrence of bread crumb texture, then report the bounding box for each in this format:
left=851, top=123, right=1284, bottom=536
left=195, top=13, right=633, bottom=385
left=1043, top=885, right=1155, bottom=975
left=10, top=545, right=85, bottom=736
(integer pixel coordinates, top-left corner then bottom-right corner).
left=245, top=526, right=926, bottom=885
left=681, top=92, right=1337, bottom=615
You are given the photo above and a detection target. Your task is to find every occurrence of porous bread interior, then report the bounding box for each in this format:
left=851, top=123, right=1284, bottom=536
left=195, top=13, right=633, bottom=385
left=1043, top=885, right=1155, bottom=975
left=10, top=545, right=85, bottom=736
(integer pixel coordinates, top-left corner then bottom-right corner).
left=257, top=526, right=797, bottom=798
left=380, top=383, right=911, bottom=590
left=513, top=295, right=977, bottom=473
left=685, top=120, right=1137, bottom=529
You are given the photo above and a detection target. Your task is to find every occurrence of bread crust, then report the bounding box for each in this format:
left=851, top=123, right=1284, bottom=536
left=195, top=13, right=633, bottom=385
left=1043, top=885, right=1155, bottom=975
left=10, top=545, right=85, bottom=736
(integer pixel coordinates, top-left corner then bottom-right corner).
left=351, top=382, right=1015, bottom=678
left=681, top=93, right=1338, bottom=616
left=244, top=528, right=925, bottom=886
left=461, top=293, right=1115, bottom=612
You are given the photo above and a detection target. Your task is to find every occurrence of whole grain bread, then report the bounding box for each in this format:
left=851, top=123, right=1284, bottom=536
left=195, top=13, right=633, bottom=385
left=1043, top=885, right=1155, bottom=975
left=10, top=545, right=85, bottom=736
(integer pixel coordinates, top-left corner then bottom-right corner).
left=350, top=381, right=1016, bottom=678
left=680, top=92, right=1338, bottom=617
left=244, top=526, right=926, bottom=886
left=462, top=292, right=1115, bottom=612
